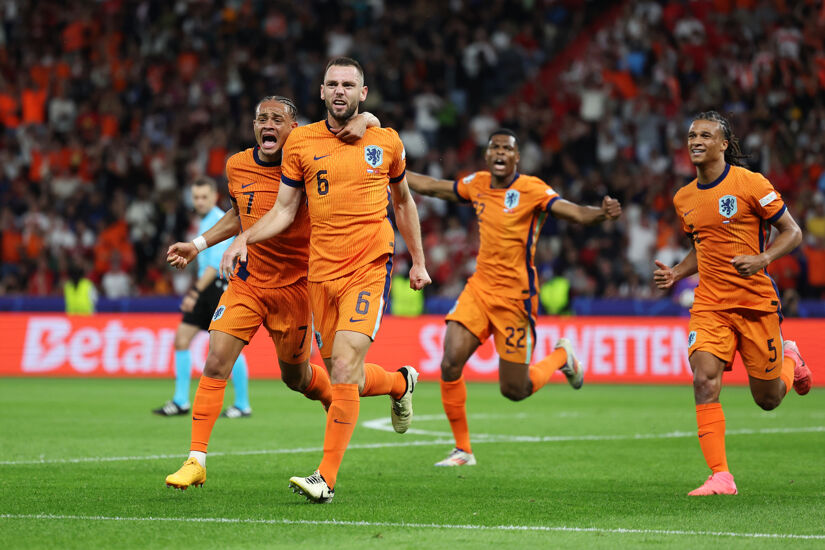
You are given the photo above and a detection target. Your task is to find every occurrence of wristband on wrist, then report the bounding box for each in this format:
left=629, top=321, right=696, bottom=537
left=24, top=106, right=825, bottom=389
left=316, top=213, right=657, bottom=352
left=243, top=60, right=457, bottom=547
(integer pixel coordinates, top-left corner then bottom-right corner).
left=193, top=235, right=208, bottom=252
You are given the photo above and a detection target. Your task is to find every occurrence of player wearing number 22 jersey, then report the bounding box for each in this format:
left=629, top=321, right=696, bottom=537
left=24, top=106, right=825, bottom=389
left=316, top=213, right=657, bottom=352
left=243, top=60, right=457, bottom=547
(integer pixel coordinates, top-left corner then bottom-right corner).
left=407, top=128, right=622, bottom=468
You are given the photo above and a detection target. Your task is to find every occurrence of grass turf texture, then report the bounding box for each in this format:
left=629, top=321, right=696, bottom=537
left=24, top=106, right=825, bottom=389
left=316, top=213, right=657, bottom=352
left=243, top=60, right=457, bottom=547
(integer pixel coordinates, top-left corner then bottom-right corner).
left=1, top=378, right=823, bottom=549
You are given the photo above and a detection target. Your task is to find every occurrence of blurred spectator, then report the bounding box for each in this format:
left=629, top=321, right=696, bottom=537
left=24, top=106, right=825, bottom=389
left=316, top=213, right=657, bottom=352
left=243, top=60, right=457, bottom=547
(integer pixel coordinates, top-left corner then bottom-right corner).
left=64, top=261, right=98, bottom=315
left=0, top=0, right=821, bottom=308
left=101, top=251, right=133, bottom=299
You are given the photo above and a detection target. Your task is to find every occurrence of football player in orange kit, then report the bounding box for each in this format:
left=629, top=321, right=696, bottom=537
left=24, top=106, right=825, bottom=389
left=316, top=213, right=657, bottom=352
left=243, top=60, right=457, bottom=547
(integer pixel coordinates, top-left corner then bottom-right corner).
left=162, top=95, right=379, bottom=490
left=406, top=129, right=621, bottom=467
left=654, top=111, right=812, bottom=496
left=221, top=58, right=430, bottom=503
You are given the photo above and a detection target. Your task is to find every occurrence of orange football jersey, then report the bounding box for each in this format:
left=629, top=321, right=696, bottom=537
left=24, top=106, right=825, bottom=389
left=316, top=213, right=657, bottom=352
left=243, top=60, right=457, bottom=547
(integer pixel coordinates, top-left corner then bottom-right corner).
left=226, top=146, right=309, bottom=288
left=280, top=121, right=406, bottom=282
left=674, top=164, right=786, bottom=313
left=454, top=171, right=559, bottom=300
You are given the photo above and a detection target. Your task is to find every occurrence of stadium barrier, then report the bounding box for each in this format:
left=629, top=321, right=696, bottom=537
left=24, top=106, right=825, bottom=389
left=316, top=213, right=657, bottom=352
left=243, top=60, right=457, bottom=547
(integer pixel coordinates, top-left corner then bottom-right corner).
left=0, top=313, right=820, bottom=386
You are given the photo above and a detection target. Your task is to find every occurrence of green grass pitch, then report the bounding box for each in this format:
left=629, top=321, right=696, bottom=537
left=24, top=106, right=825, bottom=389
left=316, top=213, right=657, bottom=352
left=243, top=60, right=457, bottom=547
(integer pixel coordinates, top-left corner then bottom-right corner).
left=1, top=377, right=823, bottom=549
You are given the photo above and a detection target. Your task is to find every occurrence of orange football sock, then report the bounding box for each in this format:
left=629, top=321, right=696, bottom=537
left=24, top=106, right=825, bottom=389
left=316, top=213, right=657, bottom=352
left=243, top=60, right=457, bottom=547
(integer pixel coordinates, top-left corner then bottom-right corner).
left=318, top=384, right=360, bottom=489
left=780, top=356, right=794, bottom=396
left=695, top=403, right=728, bottom=473
left=361, top=362, right=406, bottom=399
left=441, top=377, right=472, bottom=453
left=528, top=347, right=567, bottom=393
left=190, top=376, right=227, bottom=453
left=303, top=362, right=332, bottom=410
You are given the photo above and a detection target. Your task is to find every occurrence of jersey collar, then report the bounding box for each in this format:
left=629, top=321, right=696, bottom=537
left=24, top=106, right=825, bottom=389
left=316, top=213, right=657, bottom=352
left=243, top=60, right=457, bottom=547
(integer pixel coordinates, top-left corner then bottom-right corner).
left=490, top=171, right=520, bottom=189
left=253, top=146, right=281, bottom=167
left=696, top=163, right=730, bottom=190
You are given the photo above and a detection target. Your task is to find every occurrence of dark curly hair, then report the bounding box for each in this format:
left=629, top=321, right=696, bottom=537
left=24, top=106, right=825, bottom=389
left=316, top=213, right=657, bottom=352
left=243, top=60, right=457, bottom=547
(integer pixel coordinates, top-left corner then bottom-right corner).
left=692, top=111, right=749, bottom=167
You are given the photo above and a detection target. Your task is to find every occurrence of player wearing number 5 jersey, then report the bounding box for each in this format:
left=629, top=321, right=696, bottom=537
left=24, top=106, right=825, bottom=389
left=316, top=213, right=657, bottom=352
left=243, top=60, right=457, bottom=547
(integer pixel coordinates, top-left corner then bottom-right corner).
left=163, top=96, right=379, bottom=490
left=653, top=111, right=812, bottom=496
left=221, top=57, right=431, bottom=503
left=407, top=129, right=622, bottom=468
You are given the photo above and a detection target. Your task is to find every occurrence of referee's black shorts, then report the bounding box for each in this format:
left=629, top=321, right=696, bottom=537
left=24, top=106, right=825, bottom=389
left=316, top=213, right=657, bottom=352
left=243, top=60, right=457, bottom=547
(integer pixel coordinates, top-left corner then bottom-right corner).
left=182, top=279, right=227, bottom=330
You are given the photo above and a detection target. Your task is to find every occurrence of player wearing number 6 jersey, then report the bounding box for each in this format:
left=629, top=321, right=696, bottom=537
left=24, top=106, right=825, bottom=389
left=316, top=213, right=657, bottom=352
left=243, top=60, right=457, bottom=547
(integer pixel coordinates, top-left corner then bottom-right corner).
left=653, top=111, right=812, bottom=496
left=163, top=96, right=379, bottom=490
left=406, top=129, right=622, bottom=468
left=221, top=57, right=431, bottom=503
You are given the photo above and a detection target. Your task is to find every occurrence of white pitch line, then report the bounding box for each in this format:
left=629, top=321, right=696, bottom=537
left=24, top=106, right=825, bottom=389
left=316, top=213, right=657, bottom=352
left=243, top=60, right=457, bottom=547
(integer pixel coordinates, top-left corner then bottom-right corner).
left=0, top=514, right=823, bottom=541
left=1, top=425, right=823, bottom=466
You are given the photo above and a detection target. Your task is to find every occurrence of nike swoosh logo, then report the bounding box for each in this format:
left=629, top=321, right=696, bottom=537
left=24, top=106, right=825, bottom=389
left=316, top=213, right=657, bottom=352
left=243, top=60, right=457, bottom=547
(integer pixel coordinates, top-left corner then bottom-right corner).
left=683, top=208, right=696, bottom=216
left=314, top=154, right=331, bottom=161
left=698, top=432, right=710, bottom=438
left=292, top=353, right=302, bottom=359
left=349, top=317, right=366, bottom=323
left=241, top=182, right=254, bottom=189
left=333, top=418, right=352, bottom=424
left=765, top=365, right=777, bottom=373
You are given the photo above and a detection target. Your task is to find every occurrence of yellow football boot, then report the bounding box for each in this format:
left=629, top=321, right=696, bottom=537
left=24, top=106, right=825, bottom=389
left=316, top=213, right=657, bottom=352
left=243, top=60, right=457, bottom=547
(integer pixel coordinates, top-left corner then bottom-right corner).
left=165, top=458, right=206, bottom=490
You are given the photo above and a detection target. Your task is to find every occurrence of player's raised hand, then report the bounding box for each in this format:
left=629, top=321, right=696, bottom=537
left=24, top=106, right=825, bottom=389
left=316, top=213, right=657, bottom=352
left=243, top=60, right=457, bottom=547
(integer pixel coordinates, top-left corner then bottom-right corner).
left=220, top=238, right=247, bottom=280
left=166, top=241, right=198, bottom=270
left=333, top=113, right=368, bottom=143
left=653, top=260, right=676, bottom=289
left=602, top=196, right=622, bottom=220
left=409, top=263, right=432, bottom=290
left=730, top=254, right=767, bottom=277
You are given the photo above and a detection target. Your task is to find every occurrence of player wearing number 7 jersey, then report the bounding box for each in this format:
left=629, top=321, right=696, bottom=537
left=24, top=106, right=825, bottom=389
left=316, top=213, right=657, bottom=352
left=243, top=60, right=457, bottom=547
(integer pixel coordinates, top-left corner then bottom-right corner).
left=221, top=57, right=431, bottom=503
left=406, top=129, right=621, bottom=468
left=163, top=95, right=380, bottom=490
left=653, top=111, right=812, bottom=496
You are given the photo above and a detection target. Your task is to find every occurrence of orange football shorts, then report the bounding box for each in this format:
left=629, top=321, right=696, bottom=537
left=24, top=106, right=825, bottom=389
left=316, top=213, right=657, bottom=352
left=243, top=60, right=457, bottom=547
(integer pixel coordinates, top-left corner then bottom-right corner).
left=687, top=308, right=783, bottom=380
left=446, top=280, right=538, bottom=365
left=209, top=277, right=312, bottom=364
left=309, top=254, right=393, bottom=359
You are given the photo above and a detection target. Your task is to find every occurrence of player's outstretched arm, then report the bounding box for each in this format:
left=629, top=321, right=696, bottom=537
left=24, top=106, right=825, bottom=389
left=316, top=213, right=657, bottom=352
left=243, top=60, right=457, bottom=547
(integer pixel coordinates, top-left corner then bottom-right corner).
left=730, top=210, right=802, bottom=277
left=167, top=207, right=242, bottom=269
left=329, top=112, right=381, bottom=143
left=406, top=171, right=459, bottom=202
left=653, top=247, right=698, bottom=290
left=391, top=178, right=432, bottom=290
left=550, top=195, right=622, bottom=224
left=218, top=183, right=303, bottom=279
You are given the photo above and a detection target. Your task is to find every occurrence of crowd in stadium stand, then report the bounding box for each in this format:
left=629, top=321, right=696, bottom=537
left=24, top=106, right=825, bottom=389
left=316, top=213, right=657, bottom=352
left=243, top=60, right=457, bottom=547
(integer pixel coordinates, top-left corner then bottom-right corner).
left=0, top=0, right=823, bottom=315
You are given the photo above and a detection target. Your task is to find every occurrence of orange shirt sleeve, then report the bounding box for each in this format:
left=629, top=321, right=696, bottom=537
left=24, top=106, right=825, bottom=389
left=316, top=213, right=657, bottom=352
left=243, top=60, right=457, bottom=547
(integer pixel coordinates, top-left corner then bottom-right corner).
left=280, top=134, right=306, bottom=189
left=535, top=177, right=559, bottom=212
left=747, top=172, right=786, bottom=224
left=453, top=172, right=478, bottom=203
left=387, top=129, right=406, bottom=183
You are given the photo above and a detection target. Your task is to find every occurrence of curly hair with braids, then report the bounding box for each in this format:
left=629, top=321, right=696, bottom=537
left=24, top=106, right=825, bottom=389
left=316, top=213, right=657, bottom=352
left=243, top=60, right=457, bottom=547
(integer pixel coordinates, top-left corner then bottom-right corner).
left=692, top=111, right=749, bottom=167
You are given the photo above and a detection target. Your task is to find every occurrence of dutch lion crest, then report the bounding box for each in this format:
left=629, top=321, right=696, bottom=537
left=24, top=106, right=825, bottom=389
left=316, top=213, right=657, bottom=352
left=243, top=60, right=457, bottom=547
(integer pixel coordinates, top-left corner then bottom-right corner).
left=718, top=195, right=737, bottom=218
left=365, top=145, right=383, bottom=168
left=504, top=189, right=520, bottom=209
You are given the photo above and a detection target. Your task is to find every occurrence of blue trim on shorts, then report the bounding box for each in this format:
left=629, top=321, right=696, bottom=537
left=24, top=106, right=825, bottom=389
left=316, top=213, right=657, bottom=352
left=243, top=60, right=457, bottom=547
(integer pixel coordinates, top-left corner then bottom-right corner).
left=381, top=254, right=393, bottom=313
left=524, top=213, right=540, bottom=297
left=522, top=296, right=537, bottom=363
